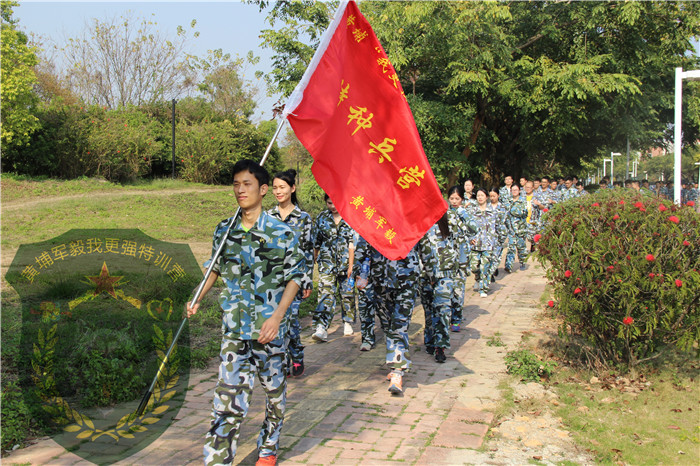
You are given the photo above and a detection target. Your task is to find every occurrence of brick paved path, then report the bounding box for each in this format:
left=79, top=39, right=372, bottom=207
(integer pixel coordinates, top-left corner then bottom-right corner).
left=6, top=263, right=546, bottom=465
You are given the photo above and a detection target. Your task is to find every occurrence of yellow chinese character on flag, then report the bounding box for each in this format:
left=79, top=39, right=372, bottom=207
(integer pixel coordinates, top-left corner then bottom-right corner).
left=338, top=79, right=350, bottom=107
left=347, top=106, right=373, bottom=136
left=396, top=166, right=426, bottom=189
left=389, top=74, right=400, bottom=89
left=377, top=57, right=390, bottom=73
left=363, top=206, right=376, bottom=220
left=350, top=195, right=365, bottom=209
left=385, top=228, right=397, bottom=244
left=352, top=29, right=368, bottom=43
left=347, top=14, right=356, bottom=26
left=375, top=216, right=387, bottom=229
left=369, top=138, right=396, bottom=163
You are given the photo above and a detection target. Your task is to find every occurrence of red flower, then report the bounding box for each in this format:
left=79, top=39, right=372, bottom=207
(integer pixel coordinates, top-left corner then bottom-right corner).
left=634, top=201, right=644, bottom=209
left=648, top=273, right=655, bottom=278
left=543, top=208, right=549, bottom=213
left=646, top=254, right=655, bottom=261
left=668, top=216, right=679, bottom=224
left=574, top=287, right=582, bottom=295
left=592, top=202, right=600, bottom=207
left=658, top=204, right=668, bottom=212
left=612, top=214, right=620, bottom=220
left=675, top=279, right=683, bottom=288
left=623, top=316, right=634, bottom=325
left=688, top=201, right=695, bottom=207
left=619, top=200, right=625, bottom=205
left=547, top=300, right=555, bottom=308
left=564, top=270, right=572, bottom=278
left=607, top=265, right=614, bottom=272
left=683, top=240, right=690, bottom=246
left=533, top=234, right=542, bottom=243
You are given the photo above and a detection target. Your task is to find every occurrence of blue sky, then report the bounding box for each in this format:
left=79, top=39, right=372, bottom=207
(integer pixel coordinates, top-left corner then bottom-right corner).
left=15, top=1, right=278, bottom=121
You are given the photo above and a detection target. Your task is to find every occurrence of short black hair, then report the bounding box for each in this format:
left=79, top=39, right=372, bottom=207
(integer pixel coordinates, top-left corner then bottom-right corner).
left=232, top=159, right=270, bottom=187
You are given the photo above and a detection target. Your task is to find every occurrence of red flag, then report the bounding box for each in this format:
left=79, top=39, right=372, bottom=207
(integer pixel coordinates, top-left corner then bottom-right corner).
left=283, top=0, right=446, bottom=260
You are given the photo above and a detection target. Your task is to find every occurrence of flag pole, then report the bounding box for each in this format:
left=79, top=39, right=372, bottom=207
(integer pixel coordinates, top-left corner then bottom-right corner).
left=136, top=118, right=287, bottom=416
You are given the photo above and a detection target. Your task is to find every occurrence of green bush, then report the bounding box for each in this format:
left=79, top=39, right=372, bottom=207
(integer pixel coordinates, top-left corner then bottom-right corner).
left=504, top=349, right=557, bottom=382
left=536, top=189, right=700, bottom=368
left=0, top=380, right=32, bottom=451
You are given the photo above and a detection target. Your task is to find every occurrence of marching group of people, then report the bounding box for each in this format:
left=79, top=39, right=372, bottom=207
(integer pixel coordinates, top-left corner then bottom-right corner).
left=185, top=159, right=662, bottom=466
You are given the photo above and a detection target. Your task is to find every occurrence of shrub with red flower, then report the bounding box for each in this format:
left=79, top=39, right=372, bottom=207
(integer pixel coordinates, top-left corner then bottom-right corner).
left=547, top=300, right=555, bottom=308
left=536, top=188, right=699, bottom=369
left=688, top=201, right=695, bottom=207
left=533, top=234, right=542, bottom=243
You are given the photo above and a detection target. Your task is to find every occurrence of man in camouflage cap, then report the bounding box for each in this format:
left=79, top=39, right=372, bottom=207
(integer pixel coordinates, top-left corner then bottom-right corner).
left=186, top=159, right=304, bottom=466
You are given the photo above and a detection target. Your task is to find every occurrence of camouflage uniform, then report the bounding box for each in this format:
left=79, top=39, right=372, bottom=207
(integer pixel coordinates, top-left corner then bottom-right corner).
left=560, top=186, right=578, bottom=202
left=353, top=237, right=388, bottom=348
left=312, top=209, right=358, bottom=330
left=469, top=205, right=505, bottom=293
left=488, top=202, right=509, bottom=278
left=203, top=212, right=304, bottom=465
left=267, top=205, right=313, bottom=367
left=505, top=196, right=529, bottom=270
left=417, top=210, right=463, bottom=349
left=499, top=185, right=513, bottom=209
left=449, top=206, right=477, bottom=326
left=372, top=246, right=422, bottom=371
left=533, top=188, right=555, bottom=234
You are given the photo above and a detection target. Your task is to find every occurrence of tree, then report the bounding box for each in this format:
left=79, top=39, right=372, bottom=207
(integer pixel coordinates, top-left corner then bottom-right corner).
left=195, top=50, right=260, bottom=119
left=257, top=1, right=700, bottom=188
left=60, top=12, right=199, bottom=108
left=0, top=0, right=40, bottom=147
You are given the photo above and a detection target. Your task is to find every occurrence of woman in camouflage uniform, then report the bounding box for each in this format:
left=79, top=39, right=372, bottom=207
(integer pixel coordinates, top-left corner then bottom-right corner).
left=418, top=209, right=467, bottom=363
left=447, top=186, right=476, bottom=332
left=268, top=169, right=313, bottom=377
left=470, top=188, right=506, bottom=297
left=311, top=194, right=357, bottom=342
left=488, top=187, right=508, bottom=280
left=505, top=184, right=529, bottom=272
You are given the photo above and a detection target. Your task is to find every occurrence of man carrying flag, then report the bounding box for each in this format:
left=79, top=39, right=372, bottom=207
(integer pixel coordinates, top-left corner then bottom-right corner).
left=282, top=0, right=447, bottom=393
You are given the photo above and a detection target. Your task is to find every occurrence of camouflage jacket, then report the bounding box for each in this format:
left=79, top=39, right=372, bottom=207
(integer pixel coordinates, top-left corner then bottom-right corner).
left=491, top=202, right=509, bottom=245
left=267, top=205, right=314, bottom=292
left=534, top=188, right=556, bottom=210
left=417, top=209, right=463, bottom=281
left=508, top=197, right=529, bottom=236
left=560, top=186, right=578, bottom=202
left=499, top=185, right=513, bottom=209
left=355, top=238, right=422, bottom=289
left=469, top=205, right=503, bottom=252
left=313, top=209, right=357, bottom=276
left=450, top=205, right=477, bottom=266
left=207, top=212, right=304, bottom=340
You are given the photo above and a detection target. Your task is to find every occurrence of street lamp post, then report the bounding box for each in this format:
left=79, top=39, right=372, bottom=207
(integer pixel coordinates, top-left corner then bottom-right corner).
left=610, top=152, right=621, bottom=183
left=674, top=67, right=700, bottom=204
left=603, top=158, right=612, bottom=177
left=695, top=162, right=700, bottom=186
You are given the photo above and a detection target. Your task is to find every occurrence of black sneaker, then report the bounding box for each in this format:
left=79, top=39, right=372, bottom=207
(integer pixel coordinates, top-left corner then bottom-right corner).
left=491, top=275, right=495, bottom=283
left=425, top=346, right=435, bottom=355
left=291, top=361, right=304, bottom=377
left=504, top=267, right=512, bottom=273
left=435, top=348, right=446, bottom=363
left=494, top=269, right=499, bottom=277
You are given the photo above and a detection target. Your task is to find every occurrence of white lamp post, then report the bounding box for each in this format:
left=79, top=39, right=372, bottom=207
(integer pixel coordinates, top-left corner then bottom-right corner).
left=695, top=162, right=700, bottom=186
left=603, top=158, right=612, bottom=177
left=610, top=152, right=621, bottom=183
left=674, top=67, right=700, bottom=204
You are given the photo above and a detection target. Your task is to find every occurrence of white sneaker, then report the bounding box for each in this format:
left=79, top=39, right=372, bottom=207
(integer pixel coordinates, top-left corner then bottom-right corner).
left=343, top=322, right=354, bottom=336
left=312, top=324, right=328, bottom=342
left=479, top=291, right=488, bottom=298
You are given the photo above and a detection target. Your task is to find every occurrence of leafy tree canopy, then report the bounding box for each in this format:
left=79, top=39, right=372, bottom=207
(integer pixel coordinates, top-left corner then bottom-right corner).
left=257, top=1, right=700, bottom=188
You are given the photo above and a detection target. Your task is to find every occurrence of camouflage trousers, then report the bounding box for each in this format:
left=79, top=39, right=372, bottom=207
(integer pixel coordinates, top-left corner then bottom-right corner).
left=450, top=270, right=467, bottom=325
left=489, top=242, right=505, bottom=277
left=285, top=298, right=304, bottom=364
left=203, top=336, right=287, bottom=466
left=421, top=277, right=453, bottom=349
left=358, top=281, right=387, bottom=347
left=505, top=234, right=528, bottom=270
left=470, top=250, right=493, bottom=293
left=313, top=272, right=356, bottom=330
left=375, top=282, right=418, bottom=371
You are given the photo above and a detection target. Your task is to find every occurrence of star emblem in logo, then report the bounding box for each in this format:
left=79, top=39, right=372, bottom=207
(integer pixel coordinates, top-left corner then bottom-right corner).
left=87, top=262, right=123, bottom=298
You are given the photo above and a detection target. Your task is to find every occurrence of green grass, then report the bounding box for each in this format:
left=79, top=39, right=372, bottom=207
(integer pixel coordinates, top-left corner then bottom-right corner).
left=0, top=173, right=220, bottom=204
left=552, top=361, right=699, bottom=465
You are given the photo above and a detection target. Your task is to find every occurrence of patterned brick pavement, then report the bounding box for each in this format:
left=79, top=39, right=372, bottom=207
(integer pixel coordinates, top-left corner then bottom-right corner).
left=6, top=262, right=546, bottom=465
